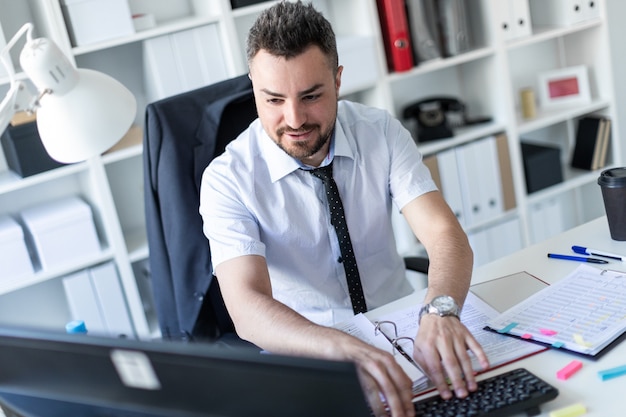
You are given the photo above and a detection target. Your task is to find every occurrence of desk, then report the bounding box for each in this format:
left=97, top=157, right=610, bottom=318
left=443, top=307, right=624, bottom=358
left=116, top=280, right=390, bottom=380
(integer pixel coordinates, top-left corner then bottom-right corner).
left=369, top=216, right=626, bottom=416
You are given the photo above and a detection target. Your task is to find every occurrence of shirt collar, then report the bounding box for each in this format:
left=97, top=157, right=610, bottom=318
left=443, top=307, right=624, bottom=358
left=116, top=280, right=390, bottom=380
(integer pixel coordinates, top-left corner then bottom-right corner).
left=262, top=117, right=355, bottom=182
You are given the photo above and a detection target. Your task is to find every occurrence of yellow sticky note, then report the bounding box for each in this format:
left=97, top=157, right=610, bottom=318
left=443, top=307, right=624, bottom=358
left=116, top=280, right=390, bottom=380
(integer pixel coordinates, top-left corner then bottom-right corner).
left=549, top=403, right=587, bottom=417
left=573, top=334, right=593, bottom=348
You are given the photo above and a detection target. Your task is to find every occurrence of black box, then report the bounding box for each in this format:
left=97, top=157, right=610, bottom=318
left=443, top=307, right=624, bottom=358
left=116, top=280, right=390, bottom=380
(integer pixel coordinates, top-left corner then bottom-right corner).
left=521, top=142, right=563, bottom=194
left=1, top=121, right=66, bottom=177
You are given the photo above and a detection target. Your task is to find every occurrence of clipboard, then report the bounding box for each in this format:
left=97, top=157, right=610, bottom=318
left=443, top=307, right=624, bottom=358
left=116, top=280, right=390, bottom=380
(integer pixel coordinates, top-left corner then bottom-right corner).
left=470, top=271, right=549, bottom=313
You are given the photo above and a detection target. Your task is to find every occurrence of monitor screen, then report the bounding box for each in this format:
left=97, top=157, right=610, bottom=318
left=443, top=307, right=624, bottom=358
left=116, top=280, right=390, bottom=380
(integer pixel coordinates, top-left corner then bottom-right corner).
left=0, top=326, right=372, bottom=417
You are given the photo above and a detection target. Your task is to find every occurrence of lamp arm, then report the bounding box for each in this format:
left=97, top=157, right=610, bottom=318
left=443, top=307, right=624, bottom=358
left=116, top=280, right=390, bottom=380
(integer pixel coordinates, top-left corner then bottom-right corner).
left=0, top=23, right=39, bottom=134
left=1, top=23, right=34, bottom=83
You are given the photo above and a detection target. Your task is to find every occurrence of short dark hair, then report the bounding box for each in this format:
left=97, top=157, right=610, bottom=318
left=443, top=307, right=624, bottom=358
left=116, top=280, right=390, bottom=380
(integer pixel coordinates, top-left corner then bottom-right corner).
left=246, top=1, right=338, bottom=72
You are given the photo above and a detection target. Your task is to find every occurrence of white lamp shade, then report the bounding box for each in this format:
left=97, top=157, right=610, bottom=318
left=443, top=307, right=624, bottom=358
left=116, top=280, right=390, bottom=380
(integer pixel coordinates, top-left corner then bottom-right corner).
left=36, top=68, right=136, bottom=163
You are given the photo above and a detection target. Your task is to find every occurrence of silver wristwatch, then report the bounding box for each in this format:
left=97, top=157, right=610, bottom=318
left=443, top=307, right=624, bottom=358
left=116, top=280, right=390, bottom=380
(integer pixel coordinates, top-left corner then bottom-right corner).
left=418, top=295, right=461, bottom=323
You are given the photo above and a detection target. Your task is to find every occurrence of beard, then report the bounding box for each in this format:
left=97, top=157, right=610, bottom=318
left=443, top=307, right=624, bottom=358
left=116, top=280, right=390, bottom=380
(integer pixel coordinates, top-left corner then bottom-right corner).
left=274, top=123, right=334, bottom=161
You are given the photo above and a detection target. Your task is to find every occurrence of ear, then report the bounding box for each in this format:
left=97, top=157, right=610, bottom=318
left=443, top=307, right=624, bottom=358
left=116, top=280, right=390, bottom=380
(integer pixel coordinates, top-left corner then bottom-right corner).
left=335, top=65, right=343, bottom=94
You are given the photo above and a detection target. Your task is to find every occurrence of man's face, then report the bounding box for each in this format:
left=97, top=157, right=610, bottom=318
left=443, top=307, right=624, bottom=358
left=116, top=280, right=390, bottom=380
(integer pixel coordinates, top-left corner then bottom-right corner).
left=249, top=45, right=342, bottom=167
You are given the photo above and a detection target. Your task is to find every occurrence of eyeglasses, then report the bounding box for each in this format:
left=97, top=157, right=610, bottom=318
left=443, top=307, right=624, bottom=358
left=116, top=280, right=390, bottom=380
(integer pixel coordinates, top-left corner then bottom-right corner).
left=374, top=320, right=416, bottom=365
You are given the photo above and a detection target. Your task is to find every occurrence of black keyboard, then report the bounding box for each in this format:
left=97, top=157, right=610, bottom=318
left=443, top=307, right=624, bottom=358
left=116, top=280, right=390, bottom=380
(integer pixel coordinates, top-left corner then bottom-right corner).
left=413, top=368, right=558, bottom=417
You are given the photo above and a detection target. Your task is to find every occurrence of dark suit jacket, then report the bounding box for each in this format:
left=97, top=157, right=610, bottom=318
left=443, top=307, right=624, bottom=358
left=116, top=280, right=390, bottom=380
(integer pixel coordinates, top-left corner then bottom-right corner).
left=143, top=75, right=257, bottom=340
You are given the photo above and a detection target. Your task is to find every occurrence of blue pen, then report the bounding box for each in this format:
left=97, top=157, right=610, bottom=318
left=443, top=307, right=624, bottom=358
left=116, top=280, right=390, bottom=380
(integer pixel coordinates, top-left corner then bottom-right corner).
left=547, top=253, right=608, bottom=264
left=572, top=245, right=626, bottom=261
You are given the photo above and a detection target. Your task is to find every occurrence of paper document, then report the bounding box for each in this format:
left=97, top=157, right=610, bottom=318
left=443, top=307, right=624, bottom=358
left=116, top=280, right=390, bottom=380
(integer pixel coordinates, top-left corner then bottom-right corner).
left=376, top=292, right=546, bottom=372
left=487, top=264, right=626, bottom=357
left=336, top=314, right=429, bottom=394
left=337, top=289, right=546, bottom=395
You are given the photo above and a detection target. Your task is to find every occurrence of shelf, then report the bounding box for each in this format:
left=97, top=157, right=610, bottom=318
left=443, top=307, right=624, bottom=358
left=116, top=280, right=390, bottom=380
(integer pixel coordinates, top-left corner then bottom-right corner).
left=417, top=121, right=506, bottom=156
left=525, top=171, right=601, bottom=206
left=0, top=248, right=114, bottom=296
left=506, top=18, right=603, bottom=51
left=387, top=46, right=497, bottom=83
left=0, top=163, right=88, bottom=197
left=516, top=98, right=611, bottom=135
left=71, top=15, right=222, bottom=56
left=102, top=126, right=144, bottom=165
left=125, top=227, right=149, bottom=263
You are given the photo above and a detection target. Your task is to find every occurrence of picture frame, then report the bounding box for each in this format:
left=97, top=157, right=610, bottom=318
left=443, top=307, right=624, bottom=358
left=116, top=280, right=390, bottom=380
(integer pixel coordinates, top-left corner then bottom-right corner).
left=537, top=65, right=591, bottom=109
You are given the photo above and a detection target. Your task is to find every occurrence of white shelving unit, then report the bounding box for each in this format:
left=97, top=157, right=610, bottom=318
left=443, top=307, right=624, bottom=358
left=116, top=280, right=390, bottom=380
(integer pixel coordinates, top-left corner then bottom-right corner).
left=0, top=0, right=620, bottom=338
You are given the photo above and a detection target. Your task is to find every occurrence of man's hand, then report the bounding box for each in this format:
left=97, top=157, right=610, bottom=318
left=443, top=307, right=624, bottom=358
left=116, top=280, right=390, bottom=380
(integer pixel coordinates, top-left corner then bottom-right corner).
left=350, top=341, right=416, bottom=417
left=412, top=315, right=489, bottom=400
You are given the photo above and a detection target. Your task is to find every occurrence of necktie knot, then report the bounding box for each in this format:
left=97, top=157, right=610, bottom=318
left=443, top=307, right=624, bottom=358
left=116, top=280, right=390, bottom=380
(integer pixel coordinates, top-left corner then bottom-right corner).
left=309, top=163, right=333, bottom=182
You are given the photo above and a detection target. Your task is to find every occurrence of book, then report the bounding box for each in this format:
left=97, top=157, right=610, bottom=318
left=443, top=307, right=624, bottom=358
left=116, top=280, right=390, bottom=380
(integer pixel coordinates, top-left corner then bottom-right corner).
left=336, top=286, right=546, bottom=395
left=571, top=115, right=610, bottom=170
left=376, top=0, right=414, bottom=72
left=595, top=118, right=611, bottom=170
left=486, top=264, right=626, bottom=358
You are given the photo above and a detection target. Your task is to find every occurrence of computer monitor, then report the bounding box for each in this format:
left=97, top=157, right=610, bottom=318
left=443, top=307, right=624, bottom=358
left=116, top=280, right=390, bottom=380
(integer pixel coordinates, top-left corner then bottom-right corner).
left=0, top=325, right=372, bottom=417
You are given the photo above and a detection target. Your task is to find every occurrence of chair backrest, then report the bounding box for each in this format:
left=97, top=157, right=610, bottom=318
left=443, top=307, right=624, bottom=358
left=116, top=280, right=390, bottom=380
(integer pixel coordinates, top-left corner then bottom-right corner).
left=143, top=75, right=257, bottom=341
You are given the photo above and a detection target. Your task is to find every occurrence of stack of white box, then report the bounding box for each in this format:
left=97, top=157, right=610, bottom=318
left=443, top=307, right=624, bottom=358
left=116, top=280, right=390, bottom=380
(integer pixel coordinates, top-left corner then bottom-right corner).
left=20, top=196, right=101, bottom=271
left=0, top=215, right=34, bottom=281
left=60, top=0, right=135, bottom=46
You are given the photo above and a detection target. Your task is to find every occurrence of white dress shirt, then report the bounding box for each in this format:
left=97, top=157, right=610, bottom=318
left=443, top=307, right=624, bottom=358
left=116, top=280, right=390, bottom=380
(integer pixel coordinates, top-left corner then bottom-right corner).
left=200, top=100, right=437, bottom=326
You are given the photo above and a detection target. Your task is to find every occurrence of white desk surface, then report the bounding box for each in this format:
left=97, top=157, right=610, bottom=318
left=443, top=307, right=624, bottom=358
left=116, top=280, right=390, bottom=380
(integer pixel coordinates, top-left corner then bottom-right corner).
left=370, top=216, right=626, bottom=416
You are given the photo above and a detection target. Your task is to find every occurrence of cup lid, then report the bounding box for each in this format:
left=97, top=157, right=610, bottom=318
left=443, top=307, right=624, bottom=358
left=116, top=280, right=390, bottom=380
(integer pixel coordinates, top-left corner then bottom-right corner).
left=598, top=167, right=626, bottom=187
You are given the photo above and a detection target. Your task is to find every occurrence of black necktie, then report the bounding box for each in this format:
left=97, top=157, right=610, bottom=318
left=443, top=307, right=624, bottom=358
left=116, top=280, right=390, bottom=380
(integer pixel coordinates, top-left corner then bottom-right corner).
left=309, top=162, right=367, bottom=314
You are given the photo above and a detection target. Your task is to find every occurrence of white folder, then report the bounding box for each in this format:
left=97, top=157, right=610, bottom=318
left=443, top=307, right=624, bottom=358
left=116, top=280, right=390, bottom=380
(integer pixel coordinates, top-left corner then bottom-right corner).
left=63, top=270, right=107, bottom=336
left=487, top=218, right=523, bottom=261
left=437, top=148, right=466, bottom=227
left=143, top=24, right=229, bottom=102
left=475, top=137, right=504, bottom=220
left=510, top=0, right=532, bottom=39
left=494, top=0, right=515, bottom=41
left=529, top=0, right=586, bottom=27
left=90, top=262, right=135, bottom=339
left=468, top=228, right=490, bottom=268
left=456, top=142, right=485, bottom=226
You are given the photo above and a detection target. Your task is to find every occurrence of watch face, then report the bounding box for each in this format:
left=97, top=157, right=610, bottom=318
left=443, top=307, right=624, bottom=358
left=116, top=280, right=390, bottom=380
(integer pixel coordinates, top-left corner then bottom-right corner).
left=432, top=295, right=456, bottom=313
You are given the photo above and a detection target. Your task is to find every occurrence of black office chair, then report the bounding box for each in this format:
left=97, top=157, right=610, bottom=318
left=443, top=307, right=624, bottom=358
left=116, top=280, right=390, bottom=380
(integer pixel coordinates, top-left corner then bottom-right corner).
left=143, top=75, right=429, bottom=343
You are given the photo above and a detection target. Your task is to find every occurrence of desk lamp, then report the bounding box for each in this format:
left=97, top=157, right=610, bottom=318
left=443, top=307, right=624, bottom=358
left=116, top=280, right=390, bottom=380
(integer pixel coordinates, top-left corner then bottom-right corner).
left=0, top=23, right=135, bottom=163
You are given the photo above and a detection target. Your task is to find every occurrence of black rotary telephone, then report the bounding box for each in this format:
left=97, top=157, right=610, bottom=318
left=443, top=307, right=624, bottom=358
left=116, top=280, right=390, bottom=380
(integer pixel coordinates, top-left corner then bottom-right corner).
left=402, top=97, right=491, bottom=142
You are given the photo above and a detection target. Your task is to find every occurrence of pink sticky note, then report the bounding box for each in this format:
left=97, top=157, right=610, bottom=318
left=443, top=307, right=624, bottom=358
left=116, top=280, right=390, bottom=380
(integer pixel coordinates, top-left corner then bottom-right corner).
left=540, top=328, right=558, bottom=336
left=521, top=333, right=533, bottom=339
left=557, top=360, right=583, bottom=380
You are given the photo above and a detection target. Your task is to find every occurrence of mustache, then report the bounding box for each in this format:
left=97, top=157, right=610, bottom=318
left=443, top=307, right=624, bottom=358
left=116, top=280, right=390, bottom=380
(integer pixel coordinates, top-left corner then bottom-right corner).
left=277, top=124, right=319, bottom=135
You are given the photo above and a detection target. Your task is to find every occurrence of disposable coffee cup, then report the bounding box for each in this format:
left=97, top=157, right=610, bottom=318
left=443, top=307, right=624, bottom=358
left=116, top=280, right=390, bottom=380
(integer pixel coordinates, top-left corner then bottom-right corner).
left=598, top=167, right=626, bottom=240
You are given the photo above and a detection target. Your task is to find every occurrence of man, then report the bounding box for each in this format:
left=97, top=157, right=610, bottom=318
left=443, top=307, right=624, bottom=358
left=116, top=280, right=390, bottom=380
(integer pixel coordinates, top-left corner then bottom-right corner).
left=200, top=2, right=488, bottom=416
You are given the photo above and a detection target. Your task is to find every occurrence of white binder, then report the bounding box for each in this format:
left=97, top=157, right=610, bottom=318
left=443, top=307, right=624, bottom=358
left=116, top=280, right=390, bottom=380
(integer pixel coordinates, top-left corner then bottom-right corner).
left=494, top=0, right=516, bottom=41
left=495, top=0, right=532, bottom=41
left=90, top=262, right=135, bottom=339
left=455, top=142, right=485, bottom=226
left=468, top=228, right=490, bottom=268
left=487, top=217, right=523, bottom=261
left=510, top=0, right=533, bottom=39
left=63, top=270, right=107, bottom=336
left=529, top=0, right=586, bottom=27
left=143, top=24, right=229, bottom=102
left=474, top=136, right=504, bottom=220
left=437, top=148, right=466, bottom=226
